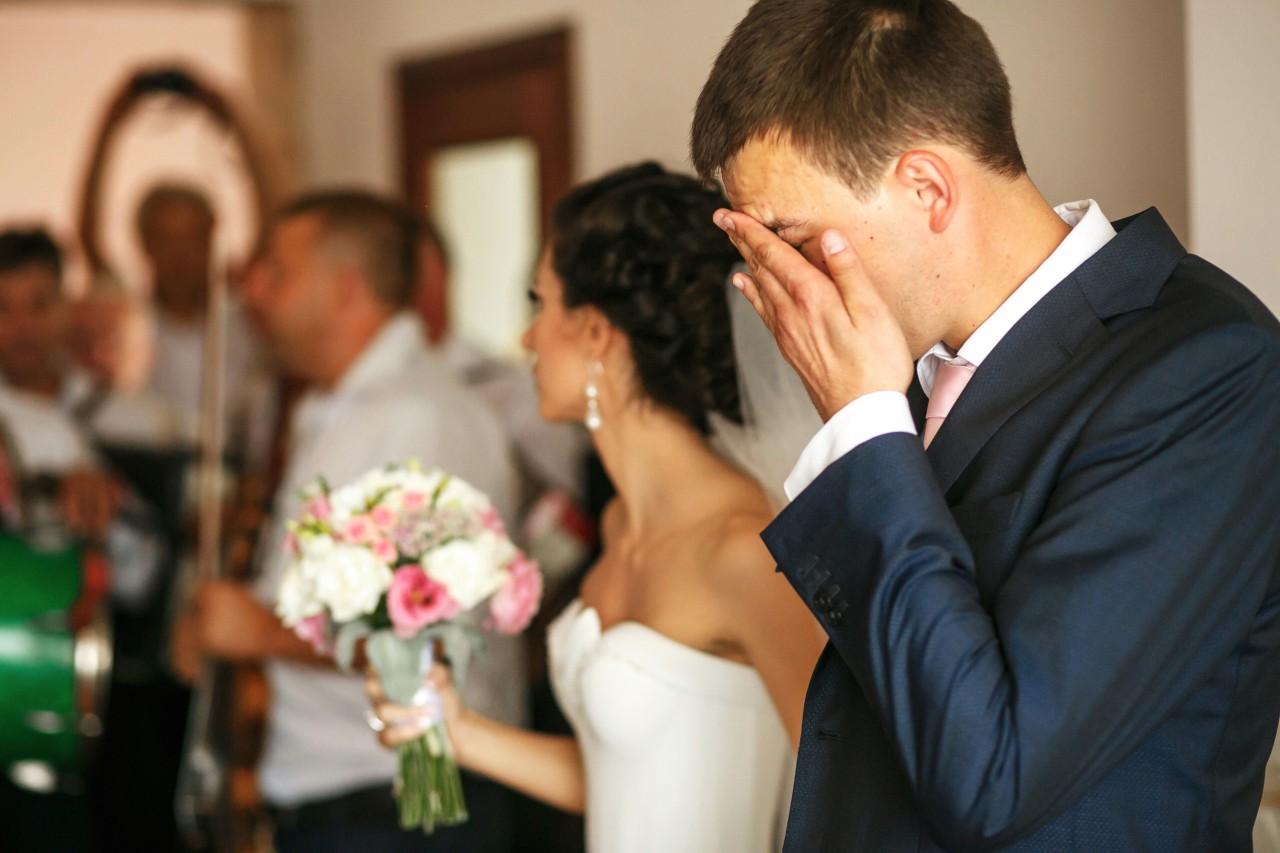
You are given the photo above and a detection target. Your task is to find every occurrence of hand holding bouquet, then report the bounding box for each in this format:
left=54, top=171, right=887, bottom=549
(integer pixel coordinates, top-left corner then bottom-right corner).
left=275, top=461, right=541, bottom=832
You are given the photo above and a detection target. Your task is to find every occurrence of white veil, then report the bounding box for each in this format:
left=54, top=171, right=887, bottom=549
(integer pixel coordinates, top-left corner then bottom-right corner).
left=710, top=269, right=825, bottom=511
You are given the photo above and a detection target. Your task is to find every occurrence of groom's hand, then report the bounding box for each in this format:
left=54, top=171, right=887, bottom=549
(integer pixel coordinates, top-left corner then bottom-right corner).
left=714, top=209, right=913, bottom=422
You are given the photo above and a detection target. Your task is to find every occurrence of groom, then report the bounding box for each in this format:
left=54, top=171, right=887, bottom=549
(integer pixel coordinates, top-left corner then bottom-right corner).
left=693, top=1, right=1280, bottom=850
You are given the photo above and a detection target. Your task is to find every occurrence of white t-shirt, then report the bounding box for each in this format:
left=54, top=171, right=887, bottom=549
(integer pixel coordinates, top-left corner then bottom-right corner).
left=60, top=367, right=185, bottom=449
left=0, top=385, right=94, bottom=474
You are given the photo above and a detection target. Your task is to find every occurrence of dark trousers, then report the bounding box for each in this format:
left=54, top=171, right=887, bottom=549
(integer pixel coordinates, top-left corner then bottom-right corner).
left=273, top=772, right=515, bottom=853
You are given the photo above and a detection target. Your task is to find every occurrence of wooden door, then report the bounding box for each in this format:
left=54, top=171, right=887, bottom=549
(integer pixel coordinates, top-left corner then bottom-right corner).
left=398, top=27, right=574, bottom=343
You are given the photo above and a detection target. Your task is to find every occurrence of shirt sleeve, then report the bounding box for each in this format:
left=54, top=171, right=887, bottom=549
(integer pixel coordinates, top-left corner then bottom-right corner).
left=784, top=390, right=917, bottom=500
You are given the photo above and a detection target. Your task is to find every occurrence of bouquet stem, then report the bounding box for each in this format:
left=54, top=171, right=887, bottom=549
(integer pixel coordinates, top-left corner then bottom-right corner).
left=395, top=714, right=468, bottom=832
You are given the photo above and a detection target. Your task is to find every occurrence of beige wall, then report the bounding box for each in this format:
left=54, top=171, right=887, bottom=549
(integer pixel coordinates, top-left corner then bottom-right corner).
left=297, top=1, right=1277, bottom=308
left=960, top=1, right=1189, bottom=241
left=0, top=3, right=250, bottom=289
left=296, top=1, right=1190, bottom=240
left=1186, top=0, right=1280, bottom=311
left=0, top=2, right=296, bottom=292
left=293, top=0, right=753, bottom=189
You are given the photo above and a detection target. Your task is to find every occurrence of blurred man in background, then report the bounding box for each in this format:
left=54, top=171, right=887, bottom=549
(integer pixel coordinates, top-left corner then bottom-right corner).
left=173, top=190, right=526, bottom=853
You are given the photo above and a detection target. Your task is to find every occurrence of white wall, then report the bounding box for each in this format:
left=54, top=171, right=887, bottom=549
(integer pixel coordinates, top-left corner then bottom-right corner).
left=1186, top=0, right=1280, bottom=311
left=0, top=2, right=264, bottom=291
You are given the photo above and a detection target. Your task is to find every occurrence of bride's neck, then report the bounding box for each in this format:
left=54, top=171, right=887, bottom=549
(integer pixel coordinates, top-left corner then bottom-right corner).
left=591, top=404, right=726, bottom=535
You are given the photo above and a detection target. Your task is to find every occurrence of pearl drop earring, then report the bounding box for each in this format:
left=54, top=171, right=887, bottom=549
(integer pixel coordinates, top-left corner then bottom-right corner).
left=584, top=360, right=603, bottom=430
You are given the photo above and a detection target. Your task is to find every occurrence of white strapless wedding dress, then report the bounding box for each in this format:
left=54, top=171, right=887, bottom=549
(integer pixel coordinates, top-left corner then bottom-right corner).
left=547, top=598, right=793, bottom=853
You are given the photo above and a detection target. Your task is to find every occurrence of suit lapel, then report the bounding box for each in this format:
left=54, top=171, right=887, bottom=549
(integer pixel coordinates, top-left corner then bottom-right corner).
left=925, top=208, right=1187, bottom=495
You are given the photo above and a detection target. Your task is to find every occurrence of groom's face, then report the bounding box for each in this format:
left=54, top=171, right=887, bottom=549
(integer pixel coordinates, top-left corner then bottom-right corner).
left=721, top=135, right=939, bottom=357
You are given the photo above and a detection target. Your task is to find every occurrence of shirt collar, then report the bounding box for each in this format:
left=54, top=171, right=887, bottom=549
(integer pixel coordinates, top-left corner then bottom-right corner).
left=918, top=199, right=1117, bottom=396
left=291, top=311, right=427, bottom=438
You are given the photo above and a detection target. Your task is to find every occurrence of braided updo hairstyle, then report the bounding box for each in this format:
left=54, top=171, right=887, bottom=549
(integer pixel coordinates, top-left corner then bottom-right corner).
left=551, top=162, right=743, bottom=435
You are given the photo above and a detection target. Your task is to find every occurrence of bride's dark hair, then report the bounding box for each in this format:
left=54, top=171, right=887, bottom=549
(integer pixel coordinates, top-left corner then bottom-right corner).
left=551, top=162, right=742, bottom=435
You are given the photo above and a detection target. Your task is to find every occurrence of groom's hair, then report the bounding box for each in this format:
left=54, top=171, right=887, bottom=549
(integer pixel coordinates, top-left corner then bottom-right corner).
left=691, top=0, right=1026, bottom=198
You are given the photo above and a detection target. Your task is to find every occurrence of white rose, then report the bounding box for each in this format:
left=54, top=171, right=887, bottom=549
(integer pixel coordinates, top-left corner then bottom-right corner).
left=422, top=539, right=505, bottom=609
left=298, top=533, right=336, bottom=566
left=435, top=477, right=491, bottom=514
left=313, top=542, right=394, bottom=622
left=275, top=559, right=322, bottom=625
left=475, top=530, right=517, bottom=567
left=326, top=484, right=366, bottom=527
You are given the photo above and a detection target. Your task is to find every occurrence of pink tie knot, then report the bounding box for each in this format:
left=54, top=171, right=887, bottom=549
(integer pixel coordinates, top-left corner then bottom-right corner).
left=923, top=360, right=976, bottom=449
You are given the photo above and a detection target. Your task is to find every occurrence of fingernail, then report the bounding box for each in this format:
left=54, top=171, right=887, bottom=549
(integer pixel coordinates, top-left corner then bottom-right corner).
left=731, top=274, right=746, bottom=291
left=716, top=212, right=736, bottom=233
left=822, top=230, right=847, bottom=255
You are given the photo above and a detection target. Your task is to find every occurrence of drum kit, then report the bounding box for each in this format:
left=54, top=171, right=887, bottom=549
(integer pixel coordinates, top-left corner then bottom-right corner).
left=0, top=477, right=113, bottom=796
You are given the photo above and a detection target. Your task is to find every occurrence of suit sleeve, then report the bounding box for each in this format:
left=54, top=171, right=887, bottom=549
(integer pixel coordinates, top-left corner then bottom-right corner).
left=764, top=322, right=1280, bottom=849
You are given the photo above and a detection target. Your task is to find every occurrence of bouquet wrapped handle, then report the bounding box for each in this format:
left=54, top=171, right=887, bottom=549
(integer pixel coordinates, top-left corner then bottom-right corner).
left=365, top=631, right=468, bottom=831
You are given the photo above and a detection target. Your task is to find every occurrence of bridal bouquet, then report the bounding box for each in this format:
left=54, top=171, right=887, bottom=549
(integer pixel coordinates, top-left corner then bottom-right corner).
left=274, top=460, right=542, bottom=832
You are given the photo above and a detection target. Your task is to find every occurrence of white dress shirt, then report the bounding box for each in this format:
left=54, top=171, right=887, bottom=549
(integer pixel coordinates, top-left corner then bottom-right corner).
left=252, top=312, right=526, bottom=806
left=784, top=200, right=1117, bottom=500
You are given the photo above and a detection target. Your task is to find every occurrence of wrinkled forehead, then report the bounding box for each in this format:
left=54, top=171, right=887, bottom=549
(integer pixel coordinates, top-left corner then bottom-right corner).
left=720, top=134, right=829, bottom=216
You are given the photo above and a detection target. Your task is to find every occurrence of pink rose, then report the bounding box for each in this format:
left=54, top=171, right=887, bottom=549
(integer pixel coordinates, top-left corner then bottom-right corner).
left=487, top=554, right=542, bottom=634
left=479, top=507, right=507, bottom=536
left=403, top=491, right=427, bottom=512
left=370, top=505, right=396, bottom=531
left=302, top=494, right=331, bottom=521
left=294, top=612, right=332, bottom=655
left=372, top=537, right=397, bottom=564
left=387, top=567, right=460, bottom=638
left=344, top=515, right=373, bottom=543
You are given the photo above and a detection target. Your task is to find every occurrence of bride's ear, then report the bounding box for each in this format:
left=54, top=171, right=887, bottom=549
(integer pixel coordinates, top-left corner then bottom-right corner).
left=578, top=306, right=617, bottom=361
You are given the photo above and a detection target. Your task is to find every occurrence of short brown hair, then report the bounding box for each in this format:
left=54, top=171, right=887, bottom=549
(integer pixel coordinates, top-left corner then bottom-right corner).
left=282, top=190, right=415, bottom=308
left=691, top=0, right=1025, bottom=197
left=0, top=227, right=63, bottom=283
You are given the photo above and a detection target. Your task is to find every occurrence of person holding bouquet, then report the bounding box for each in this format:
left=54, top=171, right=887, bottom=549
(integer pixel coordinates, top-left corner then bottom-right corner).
left=368, top=164, right=827, bottom=853
left=171, top=190, right=526, bottom=853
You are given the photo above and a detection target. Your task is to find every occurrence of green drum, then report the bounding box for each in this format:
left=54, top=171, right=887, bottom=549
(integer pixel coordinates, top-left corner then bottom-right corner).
left=0, top=535, right=111, bottom=790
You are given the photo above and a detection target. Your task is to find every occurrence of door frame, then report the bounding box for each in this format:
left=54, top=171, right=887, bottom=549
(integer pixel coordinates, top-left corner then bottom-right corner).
left=398, top=26, right=574, bottom=341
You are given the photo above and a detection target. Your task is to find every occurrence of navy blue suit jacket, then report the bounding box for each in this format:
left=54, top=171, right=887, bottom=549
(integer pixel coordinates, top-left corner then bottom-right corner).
left=765, top=209, right=1280, bottom=851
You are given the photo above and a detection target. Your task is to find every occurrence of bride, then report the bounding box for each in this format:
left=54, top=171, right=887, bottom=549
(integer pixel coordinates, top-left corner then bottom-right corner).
left=368, top=162, right=825, bottom=852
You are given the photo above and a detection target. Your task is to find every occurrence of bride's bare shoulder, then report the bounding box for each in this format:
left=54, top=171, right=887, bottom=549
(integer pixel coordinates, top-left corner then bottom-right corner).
left=701, top=480, right=777, bottom=583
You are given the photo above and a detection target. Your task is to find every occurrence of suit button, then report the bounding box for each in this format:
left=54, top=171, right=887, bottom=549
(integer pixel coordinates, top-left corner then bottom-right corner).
left=814, top=590, right=830, bottom=608
left=827, top=610, right=843, bottom=627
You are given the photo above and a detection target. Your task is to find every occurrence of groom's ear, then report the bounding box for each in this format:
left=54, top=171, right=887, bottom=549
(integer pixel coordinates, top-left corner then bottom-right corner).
left=894, top=149, right=958, bottom=235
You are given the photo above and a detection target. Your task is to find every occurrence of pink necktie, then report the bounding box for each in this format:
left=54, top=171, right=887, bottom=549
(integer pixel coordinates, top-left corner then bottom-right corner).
left=923, top=361, right=976, bottom=449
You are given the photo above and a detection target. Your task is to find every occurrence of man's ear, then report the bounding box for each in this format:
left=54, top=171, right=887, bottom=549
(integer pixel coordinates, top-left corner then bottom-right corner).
left=895, top=150, right=957, bottom=234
